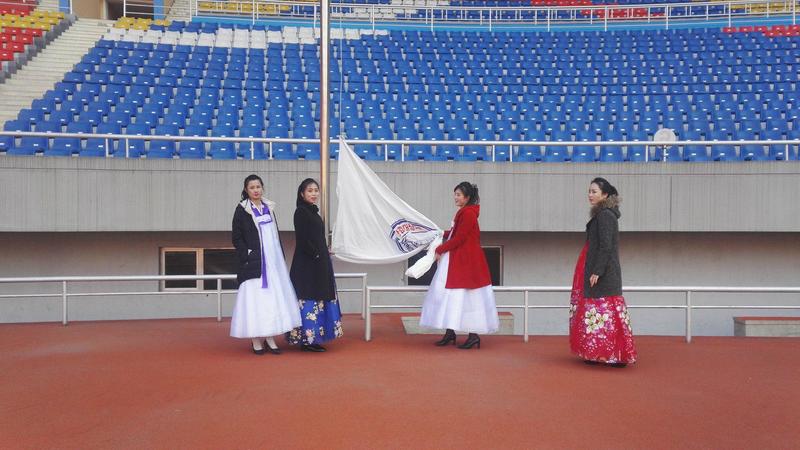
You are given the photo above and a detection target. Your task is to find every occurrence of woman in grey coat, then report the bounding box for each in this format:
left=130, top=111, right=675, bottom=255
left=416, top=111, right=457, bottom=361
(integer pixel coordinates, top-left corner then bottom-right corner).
left=568, top=178, right=637, bottom=367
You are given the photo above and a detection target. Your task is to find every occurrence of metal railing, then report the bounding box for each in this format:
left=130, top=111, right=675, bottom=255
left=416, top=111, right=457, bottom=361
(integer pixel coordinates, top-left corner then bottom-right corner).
left=0, top=272, right=367, bottom=325
left=123, top=0, right=193, bottom=20
left=1, top=131, right=798, bottom=162
left=190, top=0, right=798, bottom=29
left=364, top=285, right=800, bottom=342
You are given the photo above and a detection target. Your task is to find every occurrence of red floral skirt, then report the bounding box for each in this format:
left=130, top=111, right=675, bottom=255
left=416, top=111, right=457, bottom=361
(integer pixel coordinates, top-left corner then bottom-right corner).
left=569, top=243, right=637, bottom=364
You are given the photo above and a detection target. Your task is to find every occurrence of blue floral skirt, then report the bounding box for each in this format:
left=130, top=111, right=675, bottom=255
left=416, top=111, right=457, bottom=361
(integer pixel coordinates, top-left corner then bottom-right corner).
left=286, top=299, right=344, bottom=345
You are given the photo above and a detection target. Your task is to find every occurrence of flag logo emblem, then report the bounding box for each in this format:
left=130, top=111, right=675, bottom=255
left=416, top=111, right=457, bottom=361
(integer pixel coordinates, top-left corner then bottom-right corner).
left=389, top=219, right=438, bottom=253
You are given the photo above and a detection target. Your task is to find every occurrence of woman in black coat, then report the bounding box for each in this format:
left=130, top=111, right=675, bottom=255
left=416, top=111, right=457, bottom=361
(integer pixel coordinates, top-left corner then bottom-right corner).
left=568, top=178, right=637, bottom=367
left=229, top=174, right=301, bottom=355
left=286, top=178, right=343, bottom=352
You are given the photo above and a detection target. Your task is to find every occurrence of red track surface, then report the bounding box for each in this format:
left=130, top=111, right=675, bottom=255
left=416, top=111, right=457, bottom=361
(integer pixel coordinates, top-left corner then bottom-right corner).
left=1, top=314, right=798, bottom=449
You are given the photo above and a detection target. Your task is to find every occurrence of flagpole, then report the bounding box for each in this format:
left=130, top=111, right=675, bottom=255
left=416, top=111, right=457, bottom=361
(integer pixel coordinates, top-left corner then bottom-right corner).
left=319, top=0, right=331, bottom=244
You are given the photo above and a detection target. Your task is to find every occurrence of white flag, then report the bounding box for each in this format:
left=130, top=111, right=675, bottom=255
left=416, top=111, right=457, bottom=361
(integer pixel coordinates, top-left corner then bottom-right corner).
left=332, top=138, right=442, bottom=276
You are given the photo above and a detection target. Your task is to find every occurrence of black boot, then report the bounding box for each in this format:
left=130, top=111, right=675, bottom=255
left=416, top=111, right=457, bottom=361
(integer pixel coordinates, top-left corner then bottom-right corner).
left=458, top=333, right=480, bottom=349
left=434, top=329, right=457, bottom=346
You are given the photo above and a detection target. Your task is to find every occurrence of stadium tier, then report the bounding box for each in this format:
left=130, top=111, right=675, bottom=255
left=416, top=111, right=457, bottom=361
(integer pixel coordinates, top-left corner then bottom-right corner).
left=194, top=0, right=778, bottom=21
left=1, top=17, right=799, bottom=161
left=0, top=7, right=67, bottom=68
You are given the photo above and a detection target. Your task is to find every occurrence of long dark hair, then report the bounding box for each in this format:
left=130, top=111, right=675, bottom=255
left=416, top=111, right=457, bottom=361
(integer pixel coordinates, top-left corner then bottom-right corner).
left=296, top=178, right=319, bottom=207
left=454, top=181, right=480, bottom=205
left=241, top=174, right=264, bottom=201
left=590, top=177, right=619, bottom=197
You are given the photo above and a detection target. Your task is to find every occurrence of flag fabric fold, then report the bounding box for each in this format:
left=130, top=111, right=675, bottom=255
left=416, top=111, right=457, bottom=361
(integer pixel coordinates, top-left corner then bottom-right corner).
left=332, top=139, right=441, bottom=277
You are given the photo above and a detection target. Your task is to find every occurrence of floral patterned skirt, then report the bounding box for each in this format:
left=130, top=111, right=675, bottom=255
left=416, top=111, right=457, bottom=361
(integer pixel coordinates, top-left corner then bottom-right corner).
left=286, top=299, right=344, bottom=346
left=569, top=242, right=637, bottom=364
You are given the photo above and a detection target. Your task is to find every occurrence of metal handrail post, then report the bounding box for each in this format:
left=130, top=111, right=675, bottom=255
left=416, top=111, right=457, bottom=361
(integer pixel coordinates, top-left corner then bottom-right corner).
left=523, top=290, right=530, bottom=343
left=728, top=1, right=732, bottom=27
left=361, top=274, right=367, bottom=319
left=61, top=281, right=68, bottom=325
left=365, top=287, right=372, bottom=341
left=216, top=278, right=222, bottom=322
left=547, top=7, right=551, bottom=31
left=685, top=290, right=692, bottom=343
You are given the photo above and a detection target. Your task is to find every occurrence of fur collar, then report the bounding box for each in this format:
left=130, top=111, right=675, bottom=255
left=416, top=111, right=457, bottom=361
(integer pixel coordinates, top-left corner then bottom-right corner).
left=299, top=201, right=320, bottom=214
left=239, top=198, right=277, bottom=216
left=590, top=195, right=621, bottom=218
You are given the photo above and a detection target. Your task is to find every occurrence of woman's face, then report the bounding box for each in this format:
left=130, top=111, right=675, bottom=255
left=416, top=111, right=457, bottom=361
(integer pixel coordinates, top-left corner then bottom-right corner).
left=588, top=183, right=608, bottom=206
left=246, top=180, right=263, bottom=202
left=301, top=183, right=320, bottom=204
left=454, top=189, right=469, bottom=208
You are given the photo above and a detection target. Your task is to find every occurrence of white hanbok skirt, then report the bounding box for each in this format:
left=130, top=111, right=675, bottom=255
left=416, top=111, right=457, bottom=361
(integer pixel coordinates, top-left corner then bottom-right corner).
left=419, top=253, right=499, bottom=334
left=230, top=219, right=302, bottom=338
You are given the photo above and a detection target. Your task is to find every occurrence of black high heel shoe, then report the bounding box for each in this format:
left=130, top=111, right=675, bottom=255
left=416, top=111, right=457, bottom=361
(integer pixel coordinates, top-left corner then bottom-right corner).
left=302, top=344, right=325, bottom=352
left=434, top=329, right=457, bottom=346
left=458, top=333, right=480, bottom=349
left=264, top=340, right=281, bottom=355
left=251, top=343, right=266, bottom=355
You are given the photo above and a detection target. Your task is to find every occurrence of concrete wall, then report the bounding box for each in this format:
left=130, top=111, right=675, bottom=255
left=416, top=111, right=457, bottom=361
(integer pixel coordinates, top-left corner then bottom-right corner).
left=1, top=157, right=800, bottom=233
left=73, top=0, right=105, bottom=19
left=1, top=231, right=798, bottom=336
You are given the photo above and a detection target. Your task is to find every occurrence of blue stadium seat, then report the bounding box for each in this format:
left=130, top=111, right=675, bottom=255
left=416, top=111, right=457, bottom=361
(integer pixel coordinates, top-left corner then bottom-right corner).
left=1, top=120, right=30, bottom=153
left=121, top=123, right=150, bottom=158
left=238, top=126, right=266, bottom=159
left=543, top=131, right=571, bottom=162
left=653, top=145, right=682, bottom=162
left=149, top=125, right=179, bottom=158
left=83, top=122, right=120, bottom=157
left=711, top=145, right=739, bottom=162
left=10, top=121, right=61, bottom=155
left=49, top=122, right=91, bottom=156
left=740, top=144, right=768, bottom=161
left=572, top=145, right=597, bottom=163
left=683, top=145, right=710, bottom=162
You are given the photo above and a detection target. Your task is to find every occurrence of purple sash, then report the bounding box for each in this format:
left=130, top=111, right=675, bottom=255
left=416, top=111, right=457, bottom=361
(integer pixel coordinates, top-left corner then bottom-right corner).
left=251, top=203, right=273, bottom=288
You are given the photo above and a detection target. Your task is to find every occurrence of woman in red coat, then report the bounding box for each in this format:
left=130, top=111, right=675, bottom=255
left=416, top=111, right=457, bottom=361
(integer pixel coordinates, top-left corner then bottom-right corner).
left=419, top=182, right=499, bottom=349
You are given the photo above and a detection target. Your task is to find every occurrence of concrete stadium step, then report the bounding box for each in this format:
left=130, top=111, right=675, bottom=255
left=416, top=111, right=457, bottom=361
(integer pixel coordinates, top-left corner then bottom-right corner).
left=0, top=18, right=111, bottom=126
